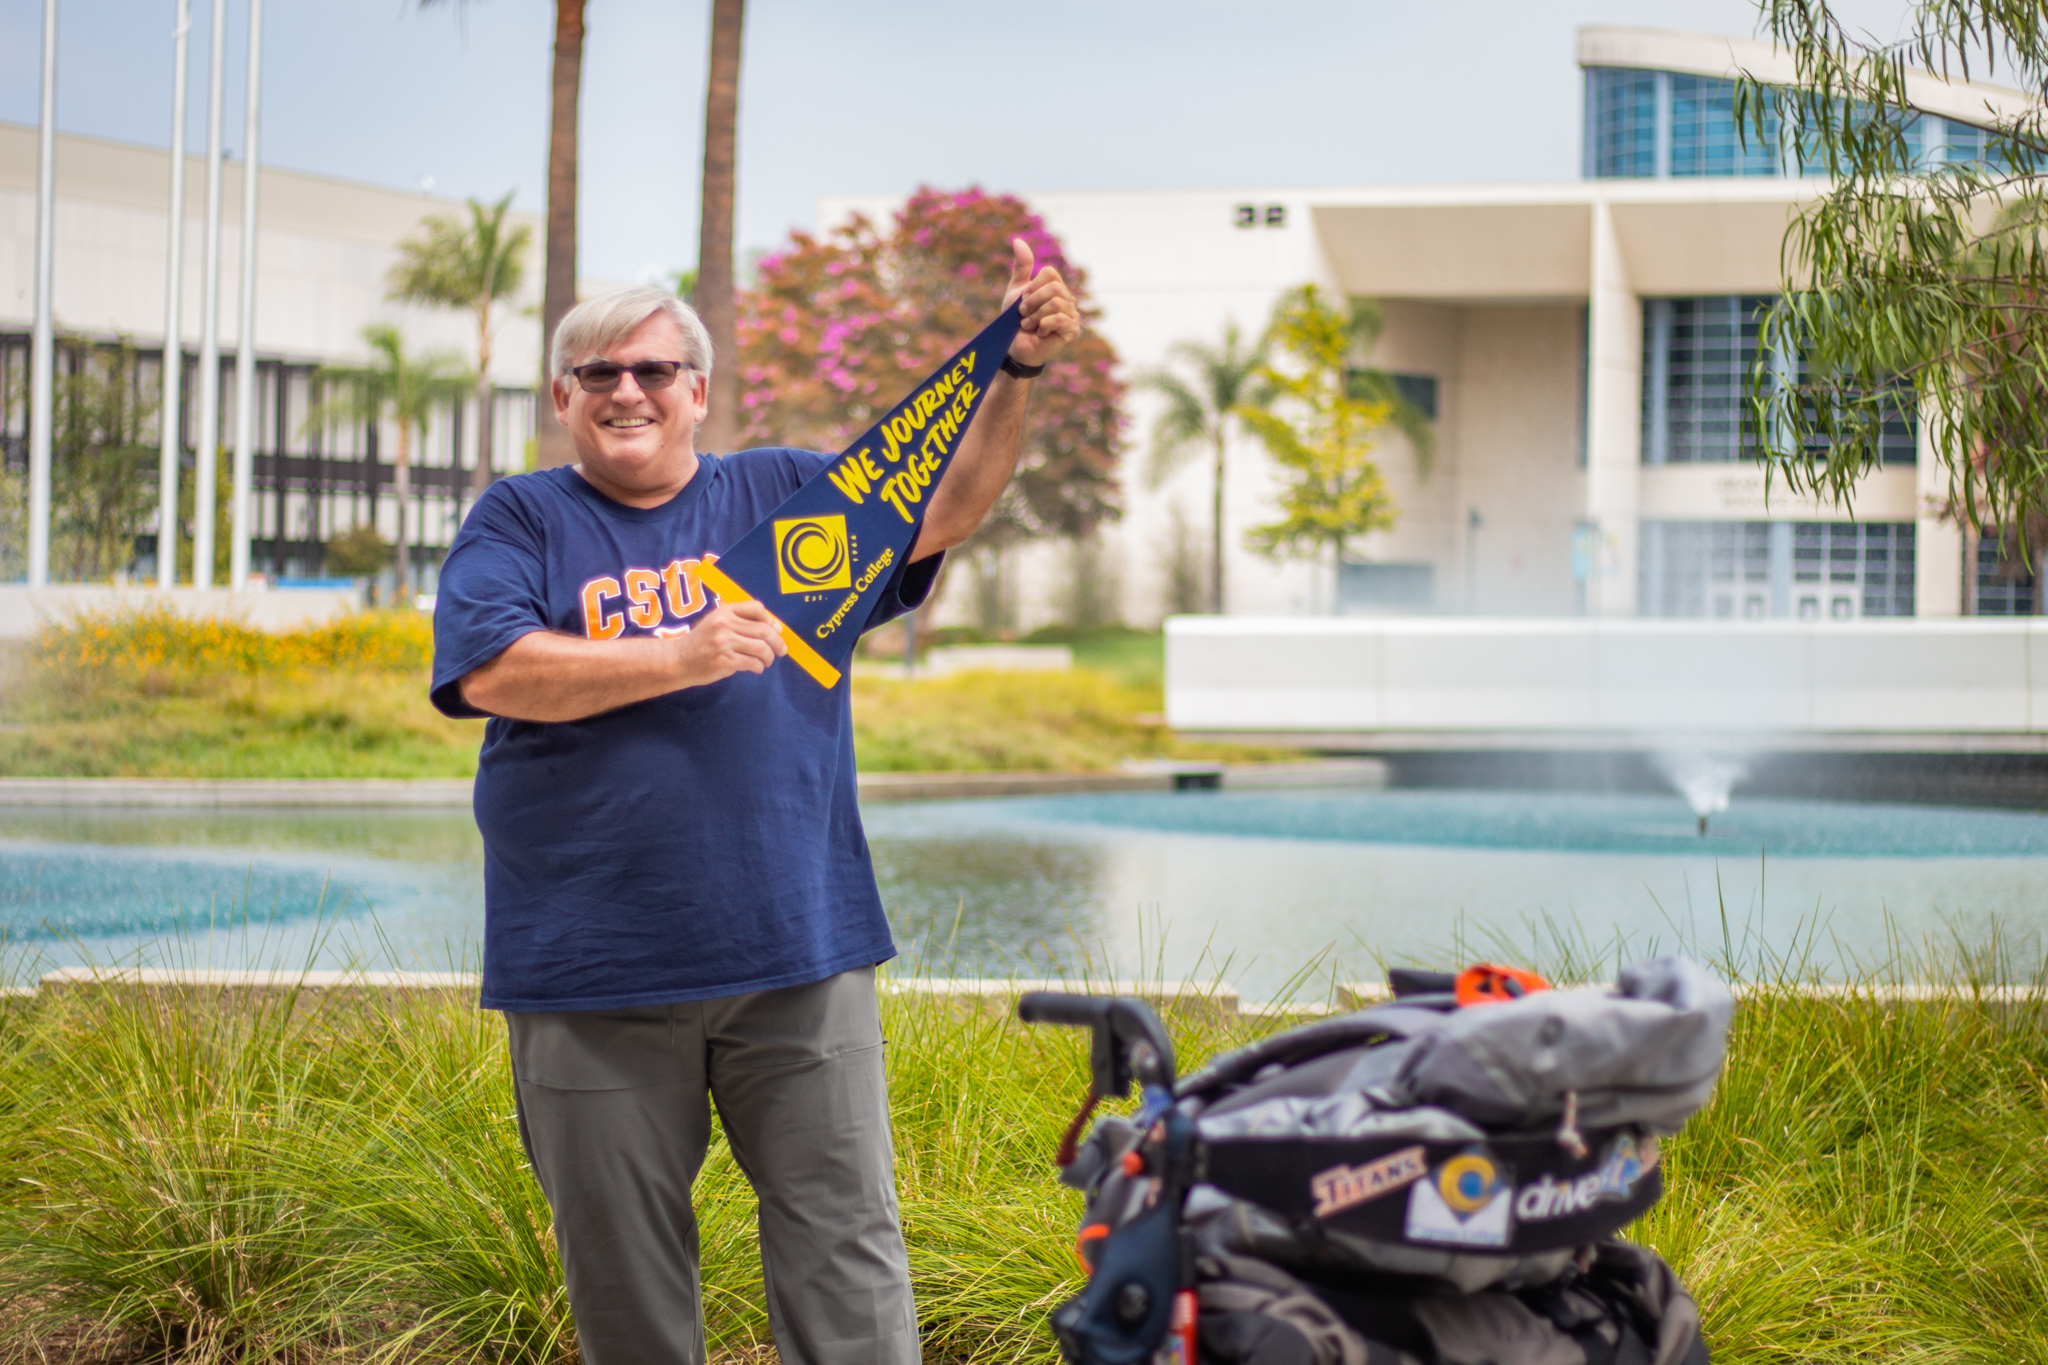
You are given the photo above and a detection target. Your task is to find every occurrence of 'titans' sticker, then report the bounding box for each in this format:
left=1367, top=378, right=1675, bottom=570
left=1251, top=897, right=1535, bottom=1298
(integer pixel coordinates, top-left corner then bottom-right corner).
left=1310, top=1145, right=1428, bottom=1218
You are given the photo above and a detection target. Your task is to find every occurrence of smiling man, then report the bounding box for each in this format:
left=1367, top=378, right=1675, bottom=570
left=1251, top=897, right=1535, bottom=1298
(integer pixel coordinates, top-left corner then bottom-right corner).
left=428, top=243, right=1080, bottom=1365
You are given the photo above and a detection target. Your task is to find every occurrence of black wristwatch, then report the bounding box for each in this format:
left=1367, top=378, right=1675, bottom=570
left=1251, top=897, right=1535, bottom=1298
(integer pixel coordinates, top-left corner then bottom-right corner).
left=1000, top=356, right=1046, bottom=379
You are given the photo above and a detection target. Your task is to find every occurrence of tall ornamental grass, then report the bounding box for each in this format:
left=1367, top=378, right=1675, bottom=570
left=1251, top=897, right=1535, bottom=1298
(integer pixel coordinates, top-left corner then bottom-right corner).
left=1, top=943, right=2045, bottom=1363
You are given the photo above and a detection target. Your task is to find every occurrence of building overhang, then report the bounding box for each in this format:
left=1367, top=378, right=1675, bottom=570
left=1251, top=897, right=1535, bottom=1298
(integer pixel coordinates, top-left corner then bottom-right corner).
left=1310, top=180, right=1817, bottom=300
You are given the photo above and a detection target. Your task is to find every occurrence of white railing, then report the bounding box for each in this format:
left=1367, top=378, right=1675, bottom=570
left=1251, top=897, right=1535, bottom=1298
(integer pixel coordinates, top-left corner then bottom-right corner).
left=1166, top=616, right=2048, bottom=739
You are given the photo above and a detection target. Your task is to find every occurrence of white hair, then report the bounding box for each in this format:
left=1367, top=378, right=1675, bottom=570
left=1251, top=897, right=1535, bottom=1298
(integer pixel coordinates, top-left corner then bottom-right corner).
left=548, top=286, right=714, bottom=384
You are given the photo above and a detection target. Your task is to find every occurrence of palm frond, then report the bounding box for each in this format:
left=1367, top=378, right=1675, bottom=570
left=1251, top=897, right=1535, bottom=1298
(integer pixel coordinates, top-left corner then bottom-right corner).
left=1134, top=370, right=1209, bottom=488
left=307, top=326, right=472, bottom=438
left=1345, top=369, right=1435, bottom=474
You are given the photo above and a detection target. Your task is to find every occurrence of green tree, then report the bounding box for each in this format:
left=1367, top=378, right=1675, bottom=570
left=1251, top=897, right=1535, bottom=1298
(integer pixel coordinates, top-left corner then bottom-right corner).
left=1342, top=297, right=1436, bottom=472
left=387, top=193, right=532, bottom=502
left=1740, top=2, right=2048, bottom=552
left=1138, top=323, right=1266, bottom=614
left=314, top=326, right=470, bottom=601
left=49, top=340, right=159, bottom=582
left=323, top=523, right=391, bottom=579
left=1240, top=286, right=1402, bottom=601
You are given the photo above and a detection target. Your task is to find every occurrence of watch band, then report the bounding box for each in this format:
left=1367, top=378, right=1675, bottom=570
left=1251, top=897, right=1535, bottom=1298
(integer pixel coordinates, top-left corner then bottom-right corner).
left=1000, top=355, right=1046, bottom=379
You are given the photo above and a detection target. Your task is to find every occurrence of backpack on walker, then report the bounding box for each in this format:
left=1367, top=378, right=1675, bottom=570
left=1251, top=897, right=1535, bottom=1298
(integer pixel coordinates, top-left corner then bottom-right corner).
left=1018, top=957, right=1730, bottom=1365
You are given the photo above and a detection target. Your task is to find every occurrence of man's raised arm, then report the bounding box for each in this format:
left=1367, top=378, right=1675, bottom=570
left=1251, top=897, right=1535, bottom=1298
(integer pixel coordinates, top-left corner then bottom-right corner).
left=911, top=239, right=1083, bottom=561
left=460, top=602, right=788, bottom=722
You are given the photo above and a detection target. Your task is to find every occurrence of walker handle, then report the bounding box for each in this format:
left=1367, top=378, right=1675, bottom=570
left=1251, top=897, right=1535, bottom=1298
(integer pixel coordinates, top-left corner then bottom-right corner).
left=1019, top=991, right=1177, bottom=1097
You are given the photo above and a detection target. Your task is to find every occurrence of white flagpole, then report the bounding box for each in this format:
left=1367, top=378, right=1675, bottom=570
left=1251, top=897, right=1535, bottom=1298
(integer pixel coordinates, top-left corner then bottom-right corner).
left=159, top=0, right=191, bottom=589
left=229, top=0, right=263, bottom=591
left=193, top=0, right=227, bottom=590
left=27, top=0, right=57, bottom=587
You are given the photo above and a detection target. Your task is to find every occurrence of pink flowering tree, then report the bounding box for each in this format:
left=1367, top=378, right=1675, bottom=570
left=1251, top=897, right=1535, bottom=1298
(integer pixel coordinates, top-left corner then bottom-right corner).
left=736, top=187, right=1125, bottom=559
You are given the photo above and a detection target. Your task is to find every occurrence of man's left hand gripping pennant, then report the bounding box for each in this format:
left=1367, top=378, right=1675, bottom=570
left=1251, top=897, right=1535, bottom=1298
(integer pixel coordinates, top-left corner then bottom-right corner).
left=697, top=301, right=1023, bottom=689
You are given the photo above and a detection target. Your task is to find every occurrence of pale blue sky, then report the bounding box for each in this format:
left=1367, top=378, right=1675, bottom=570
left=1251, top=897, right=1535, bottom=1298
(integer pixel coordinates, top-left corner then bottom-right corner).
left=1, top=0, right=1915, bottom=284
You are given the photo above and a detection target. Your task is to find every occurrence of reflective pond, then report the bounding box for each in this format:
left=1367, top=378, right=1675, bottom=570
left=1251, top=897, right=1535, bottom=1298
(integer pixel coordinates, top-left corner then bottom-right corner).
left=6, top=789, right=2047, bottom=1000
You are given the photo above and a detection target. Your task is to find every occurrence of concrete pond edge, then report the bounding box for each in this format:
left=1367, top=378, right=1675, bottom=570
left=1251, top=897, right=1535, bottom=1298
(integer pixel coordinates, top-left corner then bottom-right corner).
left=0, top=760, right=1389, bottom=808
left=10, top=967, right=2041, bottom=1018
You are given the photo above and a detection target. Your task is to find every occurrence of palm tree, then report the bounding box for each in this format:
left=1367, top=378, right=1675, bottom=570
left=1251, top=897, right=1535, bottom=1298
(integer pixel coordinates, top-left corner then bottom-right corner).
left=694, top=0, right=745, bottom=453
left=538, top=0, right=585, bottom=466
left=422, top=0, right=583, bottom=468
left=387, top=193, right=534, bottom=502
left=1340, top=297, right=1435, bottom=475
left=315, top=326, right=471, bottom=600
left=1138, top=323, right=1266, bottom=614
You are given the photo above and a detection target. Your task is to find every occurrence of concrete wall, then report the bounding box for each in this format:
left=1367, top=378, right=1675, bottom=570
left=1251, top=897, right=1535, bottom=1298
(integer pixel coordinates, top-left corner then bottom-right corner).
left=1165, top=616, right=2048, bottom=738
left=1449, top=305, right=1587, bottom=615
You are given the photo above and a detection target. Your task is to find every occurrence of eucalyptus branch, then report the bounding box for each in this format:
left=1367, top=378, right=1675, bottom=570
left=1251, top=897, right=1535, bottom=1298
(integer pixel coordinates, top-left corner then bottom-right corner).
left=1742, top=1, right=2048, bottom=546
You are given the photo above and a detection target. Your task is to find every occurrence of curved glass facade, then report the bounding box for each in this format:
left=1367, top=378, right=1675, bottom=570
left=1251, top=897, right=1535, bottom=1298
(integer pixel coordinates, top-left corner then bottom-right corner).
left=1585, top=66, right=2006, bottom=178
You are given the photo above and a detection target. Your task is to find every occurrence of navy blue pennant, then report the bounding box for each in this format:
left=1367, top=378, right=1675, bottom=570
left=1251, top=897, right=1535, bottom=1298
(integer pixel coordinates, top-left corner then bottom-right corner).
left=699, top=301, right=1024, bottom=688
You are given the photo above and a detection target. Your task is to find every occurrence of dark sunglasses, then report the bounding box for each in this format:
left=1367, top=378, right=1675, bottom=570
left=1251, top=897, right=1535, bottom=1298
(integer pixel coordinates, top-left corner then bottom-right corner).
left=569, top=359, right=694, bottom=394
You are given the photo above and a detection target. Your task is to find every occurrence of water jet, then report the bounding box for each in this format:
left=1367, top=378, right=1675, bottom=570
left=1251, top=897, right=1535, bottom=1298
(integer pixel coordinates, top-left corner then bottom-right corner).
left=1654, top=747, right=1748, bottom=835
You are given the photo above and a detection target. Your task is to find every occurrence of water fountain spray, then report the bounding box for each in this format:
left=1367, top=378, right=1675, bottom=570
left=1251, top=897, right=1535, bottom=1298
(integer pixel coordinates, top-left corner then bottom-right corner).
left=1653, top=748, right=1748, bottom=837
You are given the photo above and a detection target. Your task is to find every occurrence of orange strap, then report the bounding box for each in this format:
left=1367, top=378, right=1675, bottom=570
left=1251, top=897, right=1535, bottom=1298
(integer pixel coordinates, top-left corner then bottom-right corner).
left=1454, top=962, right=1552, bottom=1007
left=1076, top=1223, right=1111, bottom=1273
left=695, top=557, right=843, bottom=689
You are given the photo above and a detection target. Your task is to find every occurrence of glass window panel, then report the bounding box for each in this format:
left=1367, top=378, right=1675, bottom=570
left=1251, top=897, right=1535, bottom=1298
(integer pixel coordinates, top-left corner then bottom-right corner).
left=1941, top=118, right=2009, bottom=171
left=1671, top=76, right=1779, bottom=177
left=1587, top=68, right=1659, bottom=177
left=1642, top=520, right=1915, bottom=617
left=1975, top=537, right=2036, bottom=615
left=1659, top=296, right=1772, bottom=462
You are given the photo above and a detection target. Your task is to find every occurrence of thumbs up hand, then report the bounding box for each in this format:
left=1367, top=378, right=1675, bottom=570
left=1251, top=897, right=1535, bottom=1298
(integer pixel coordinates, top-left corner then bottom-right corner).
left=1001, top=237, right=1082, bottom=370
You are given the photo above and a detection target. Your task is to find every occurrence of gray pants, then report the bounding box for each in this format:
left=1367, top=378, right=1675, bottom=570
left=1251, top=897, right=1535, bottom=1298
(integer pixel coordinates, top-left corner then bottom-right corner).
left=507, top=967, right=918, bottom=1365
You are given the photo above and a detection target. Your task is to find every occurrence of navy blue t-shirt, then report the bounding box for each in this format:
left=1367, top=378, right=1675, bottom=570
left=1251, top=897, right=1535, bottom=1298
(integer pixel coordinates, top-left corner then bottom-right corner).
left=429, top=455, right=937, bottom=1012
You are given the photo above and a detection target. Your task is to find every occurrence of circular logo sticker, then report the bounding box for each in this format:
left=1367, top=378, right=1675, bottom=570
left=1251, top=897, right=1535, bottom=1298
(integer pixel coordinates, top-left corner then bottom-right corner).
left=1436, top=1150, right=1502, bottom=1215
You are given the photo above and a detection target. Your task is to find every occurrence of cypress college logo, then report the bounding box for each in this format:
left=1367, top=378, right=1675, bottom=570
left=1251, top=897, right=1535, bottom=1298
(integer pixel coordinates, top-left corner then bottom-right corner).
left=692, top=300, right=1021, bottom=690
left=1405, top=1146, right=1514, bottom=1248
left=774, top=515, right=851, bottom=593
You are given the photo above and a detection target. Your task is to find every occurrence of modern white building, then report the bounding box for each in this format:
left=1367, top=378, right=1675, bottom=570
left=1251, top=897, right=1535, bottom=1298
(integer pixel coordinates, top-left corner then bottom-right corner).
left=0, top=122, right=544, bottom=587
left=826, top=26, right=2039, bottom=631
left=10, top=23, right=2035, bottom=622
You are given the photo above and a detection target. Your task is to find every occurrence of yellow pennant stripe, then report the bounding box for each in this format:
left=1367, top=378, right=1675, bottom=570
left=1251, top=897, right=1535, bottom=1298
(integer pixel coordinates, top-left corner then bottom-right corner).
left=697, top=558, right=844, bottom=690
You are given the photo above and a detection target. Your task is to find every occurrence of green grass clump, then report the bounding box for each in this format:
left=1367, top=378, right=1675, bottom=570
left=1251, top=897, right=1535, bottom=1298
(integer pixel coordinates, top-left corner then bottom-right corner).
left=1018, top=626, right=1167, bottom=691
left=0, top=985, right=367, bottom=1362
left=3, top=945, right=2047, bottom=1364
left=1640, top=970, right=2048, bottom=1358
